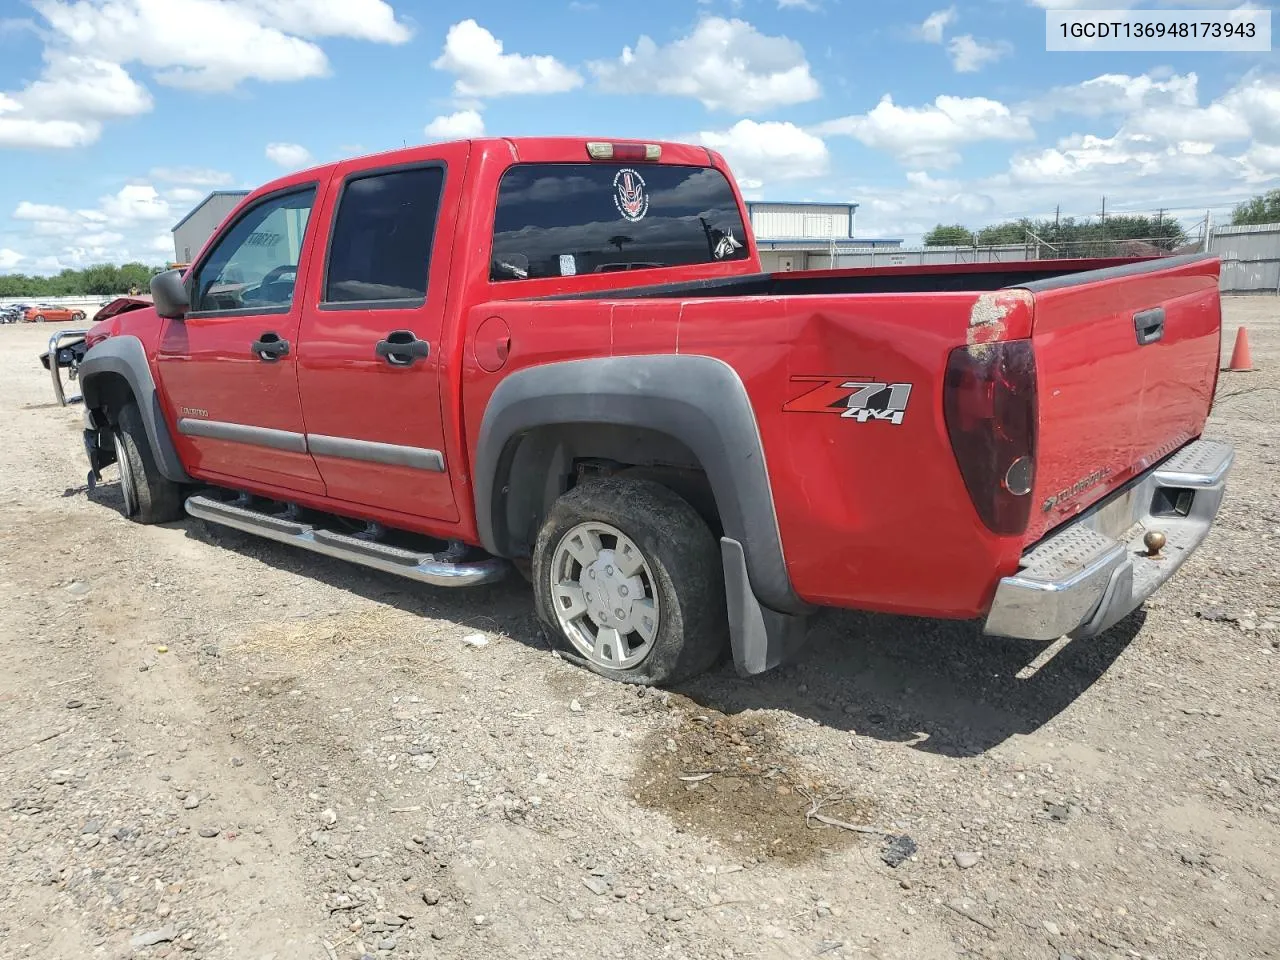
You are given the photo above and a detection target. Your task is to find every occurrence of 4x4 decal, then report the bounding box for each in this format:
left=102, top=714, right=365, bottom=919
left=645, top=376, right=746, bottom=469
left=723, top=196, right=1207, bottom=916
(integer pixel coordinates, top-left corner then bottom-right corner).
left=783, top=376, right=913, bottom=425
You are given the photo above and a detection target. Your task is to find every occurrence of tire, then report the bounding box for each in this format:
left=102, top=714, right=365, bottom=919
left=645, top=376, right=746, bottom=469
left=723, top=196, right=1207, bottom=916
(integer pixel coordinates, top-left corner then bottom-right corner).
left=72, top=311, right=85, bottom=322
left=34, top=314, right=45, bottom=323
left=532, top=477, right=727, bottom=685
left=112, top=402, right=183, bottom=524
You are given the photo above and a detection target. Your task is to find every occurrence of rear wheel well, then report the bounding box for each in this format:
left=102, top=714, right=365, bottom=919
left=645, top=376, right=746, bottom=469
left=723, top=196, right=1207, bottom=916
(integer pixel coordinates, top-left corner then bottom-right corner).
left=495, top=423, right=722, bottom=559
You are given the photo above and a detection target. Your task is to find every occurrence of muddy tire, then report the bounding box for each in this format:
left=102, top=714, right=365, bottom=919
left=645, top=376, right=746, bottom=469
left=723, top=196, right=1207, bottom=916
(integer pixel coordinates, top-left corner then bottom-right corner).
left=113, top=402, right=183, bottom=524
left=532, top=477, right=727, bottom=686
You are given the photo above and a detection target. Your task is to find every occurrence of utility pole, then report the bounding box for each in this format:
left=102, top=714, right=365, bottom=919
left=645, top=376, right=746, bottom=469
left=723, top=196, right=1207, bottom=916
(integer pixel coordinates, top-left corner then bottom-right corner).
left=1100, top=196, right=1106, bottom=222
left=1054, top=204, right=1060, bottom=229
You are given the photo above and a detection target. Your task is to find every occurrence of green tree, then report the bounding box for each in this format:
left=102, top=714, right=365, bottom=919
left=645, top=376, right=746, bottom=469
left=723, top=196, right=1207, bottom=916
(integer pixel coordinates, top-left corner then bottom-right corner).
left=118, top=262, right=153, bottom=293
left=1232, top=189, right=1280, bottom=226
left=80, top=264, right=124, bottom=295
left=923, top=224, right=975, bottom=246
left=0, top=262, right=166, bottom=296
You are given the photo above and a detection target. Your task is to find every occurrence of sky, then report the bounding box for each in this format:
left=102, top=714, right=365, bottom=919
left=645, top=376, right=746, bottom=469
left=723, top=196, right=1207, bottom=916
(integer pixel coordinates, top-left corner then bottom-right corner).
left=0, top=0, right=1276, bottom=272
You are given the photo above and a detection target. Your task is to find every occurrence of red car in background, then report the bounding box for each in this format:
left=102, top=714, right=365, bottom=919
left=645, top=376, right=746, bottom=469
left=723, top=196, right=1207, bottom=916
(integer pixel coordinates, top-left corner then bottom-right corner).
left=25, top=303, right=87, bottom=323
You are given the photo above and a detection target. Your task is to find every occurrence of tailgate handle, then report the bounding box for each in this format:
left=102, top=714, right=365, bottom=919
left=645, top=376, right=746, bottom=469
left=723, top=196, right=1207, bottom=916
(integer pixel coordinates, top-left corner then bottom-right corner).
left=1134, top=307, right=1165, bottom=346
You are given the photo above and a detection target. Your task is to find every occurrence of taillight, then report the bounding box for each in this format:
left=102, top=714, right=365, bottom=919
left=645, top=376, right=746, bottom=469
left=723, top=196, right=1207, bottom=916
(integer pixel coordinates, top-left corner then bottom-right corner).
left=943, top=339, right=1038, bottom=536
left=586, top=141, right=661, bottom=161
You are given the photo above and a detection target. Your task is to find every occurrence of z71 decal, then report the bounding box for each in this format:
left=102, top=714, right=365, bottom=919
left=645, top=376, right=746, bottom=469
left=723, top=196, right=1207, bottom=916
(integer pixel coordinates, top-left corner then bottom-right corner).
left=783, top=376, right=913, bottom=425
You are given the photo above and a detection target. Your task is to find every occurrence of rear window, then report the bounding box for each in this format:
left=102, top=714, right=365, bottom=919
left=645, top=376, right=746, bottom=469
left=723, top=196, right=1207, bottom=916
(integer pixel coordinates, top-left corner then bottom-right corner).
left=491, top=163, right=749, bottom=282
left=325, top=166, right=445, bottom=305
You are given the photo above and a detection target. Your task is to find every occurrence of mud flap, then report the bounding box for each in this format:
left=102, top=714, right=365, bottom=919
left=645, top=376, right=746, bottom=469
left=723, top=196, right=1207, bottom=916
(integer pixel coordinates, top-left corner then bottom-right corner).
left=721, top=537, right=810, bottom=675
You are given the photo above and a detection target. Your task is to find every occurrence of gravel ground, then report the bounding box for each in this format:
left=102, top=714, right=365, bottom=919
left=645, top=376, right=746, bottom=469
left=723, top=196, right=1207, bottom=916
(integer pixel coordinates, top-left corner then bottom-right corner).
left=1, top=301, right=1277, bottom=960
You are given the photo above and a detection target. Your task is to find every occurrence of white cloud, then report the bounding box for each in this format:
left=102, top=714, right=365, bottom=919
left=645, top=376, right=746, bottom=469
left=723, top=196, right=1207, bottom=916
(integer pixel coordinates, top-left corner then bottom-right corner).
left=30, top=0, right=409, bottom=96
left=99, top=184, right=171, bottom=223
left=816, top=94, right=1034, bottom=168
left=915, top=7, right=956, bottom=44
left=948, top=35, right=1011, bottom=73
left=590, top=17, right=820, bottom=114
left=1128, top=102, right=1250, bottom=144
left=0, top=249, right=25, bottom=270
left=0, top=51, right=152, bottom=148
left=79, top=230, right=126, bottom=247
left=8, top=179, right=182, bottom=268
left=265, top=142, right=314, bottom=169
left=1025, top=72, right=1199, bottom=119
left=165, top=186, right=207, bottom=204
left=424, top=109, right=485, bottom=140
left=14, top=201, right=78, bottom=223
left=0, top=1, right=411, bottom=148
left=1242, top=142, right=1280, bottom=177
left=1027, top=0, right=1247, bottom=6
left=240, top=0, right=411, bottom=44
left=433, top=19, right=582, bottom=98
left=150, top=166, right=235, bottom=186
left=36, top=0, right=327, bottom=92
left=695, top=120, right=829, bottom=185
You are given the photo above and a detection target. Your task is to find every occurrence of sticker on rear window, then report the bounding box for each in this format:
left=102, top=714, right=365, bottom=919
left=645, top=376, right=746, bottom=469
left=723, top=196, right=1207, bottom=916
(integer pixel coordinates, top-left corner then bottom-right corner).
left=614, top=168, right=648, bottom=223
left=559, top=254, right=576, bottom=276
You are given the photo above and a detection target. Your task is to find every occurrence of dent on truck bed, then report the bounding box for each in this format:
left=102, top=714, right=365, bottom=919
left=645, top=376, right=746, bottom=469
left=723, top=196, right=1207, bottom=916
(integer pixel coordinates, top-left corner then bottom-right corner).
left=473, top=354, right=805, bottom=616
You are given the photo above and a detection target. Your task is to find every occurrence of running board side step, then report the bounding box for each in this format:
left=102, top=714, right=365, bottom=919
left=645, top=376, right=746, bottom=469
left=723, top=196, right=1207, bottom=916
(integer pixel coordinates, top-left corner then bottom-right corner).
left=185, top=495, right=508, bottom=587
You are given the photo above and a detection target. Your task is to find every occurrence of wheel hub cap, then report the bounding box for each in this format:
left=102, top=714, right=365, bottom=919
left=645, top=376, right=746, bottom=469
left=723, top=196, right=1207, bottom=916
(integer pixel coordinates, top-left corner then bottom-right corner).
left=550, top=522, right=659, bottom=670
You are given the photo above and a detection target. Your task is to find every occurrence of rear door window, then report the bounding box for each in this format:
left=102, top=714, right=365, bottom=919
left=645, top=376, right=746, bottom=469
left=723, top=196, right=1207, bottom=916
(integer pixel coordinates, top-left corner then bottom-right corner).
left=491, top=163, right=749, bottom=282
left=324, top=165, right=445, bottom=305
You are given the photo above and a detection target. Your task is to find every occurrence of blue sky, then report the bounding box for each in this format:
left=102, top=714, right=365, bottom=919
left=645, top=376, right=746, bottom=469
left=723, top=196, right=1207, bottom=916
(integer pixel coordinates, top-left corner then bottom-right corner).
left=0, top=0, right=1276, bottom=271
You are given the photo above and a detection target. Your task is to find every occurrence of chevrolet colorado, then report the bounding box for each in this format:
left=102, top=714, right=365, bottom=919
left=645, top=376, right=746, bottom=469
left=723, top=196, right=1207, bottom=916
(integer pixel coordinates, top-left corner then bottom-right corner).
left=74, top=137, right=1233, bottom=684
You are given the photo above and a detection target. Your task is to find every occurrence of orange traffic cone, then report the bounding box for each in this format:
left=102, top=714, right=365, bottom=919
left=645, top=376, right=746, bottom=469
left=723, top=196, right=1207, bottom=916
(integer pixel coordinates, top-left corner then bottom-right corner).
left=1223, top=326, right=1254, bottom=372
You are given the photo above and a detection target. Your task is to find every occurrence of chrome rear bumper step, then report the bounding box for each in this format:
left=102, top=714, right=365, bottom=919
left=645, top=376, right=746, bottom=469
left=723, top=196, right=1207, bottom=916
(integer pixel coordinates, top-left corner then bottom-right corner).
left=185, top=495, right=508, bottom=588
left=985, top=438, right=1233, bottom=642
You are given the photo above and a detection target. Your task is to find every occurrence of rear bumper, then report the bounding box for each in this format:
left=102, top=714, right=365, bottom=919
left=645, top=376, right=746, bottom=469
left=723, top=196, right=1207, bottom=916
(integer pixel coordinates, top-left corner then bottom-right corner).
left=984, top=439, right=1233, bottom=642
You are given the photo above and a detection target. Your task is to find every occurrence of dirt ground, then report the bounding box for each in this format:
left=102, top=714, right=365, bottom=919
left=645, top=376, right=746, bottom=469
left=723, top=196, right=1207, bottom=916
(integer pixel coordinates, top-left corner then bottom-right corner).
left=1, top=300, right=1277, bottom=960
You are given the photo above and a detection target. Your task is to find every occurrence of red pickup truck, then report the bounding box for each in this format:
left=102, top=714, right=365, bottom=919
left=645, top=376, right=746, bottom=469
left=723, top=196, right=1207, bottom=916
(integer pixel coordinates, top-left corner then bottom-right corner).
left=75, top=137, right=1233, bottom=685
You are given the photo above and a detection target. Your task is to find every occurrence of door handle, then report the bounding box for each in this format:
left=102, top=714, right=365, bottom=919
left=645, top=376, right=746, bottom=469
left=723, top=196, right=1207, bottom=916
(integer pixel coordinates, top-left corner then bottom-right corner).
left=1134, top=307, right=1165, bottom=346
left=252, top=332, right=290, bottom=362
left=375, top=330, right=430, bottom=367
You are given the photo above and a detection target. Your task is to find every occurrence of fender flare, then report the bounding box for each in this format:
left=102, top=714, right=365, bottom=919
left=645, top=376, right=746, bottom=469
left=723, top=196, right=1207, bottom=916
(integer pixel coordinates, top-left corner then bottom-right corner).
left=79, top=335, right=192, bottom=484
left=473, top=354, right=803, bottom=615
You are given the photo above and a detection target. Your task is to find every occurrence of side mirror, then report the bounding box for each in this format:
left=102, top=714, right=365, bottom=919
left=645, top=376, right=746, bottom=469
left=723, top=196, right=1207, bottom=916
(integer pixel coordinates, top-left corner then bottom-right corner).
left=151, top=268, right=190, bottom=319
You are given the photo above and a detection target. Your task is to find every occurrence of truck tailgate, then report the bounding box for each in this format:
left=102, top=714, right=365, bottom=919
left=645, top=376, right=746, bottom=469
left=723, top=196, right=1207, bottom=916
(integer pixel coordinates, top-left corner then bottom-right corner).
left=1022, top=254, right=1221, bottom=545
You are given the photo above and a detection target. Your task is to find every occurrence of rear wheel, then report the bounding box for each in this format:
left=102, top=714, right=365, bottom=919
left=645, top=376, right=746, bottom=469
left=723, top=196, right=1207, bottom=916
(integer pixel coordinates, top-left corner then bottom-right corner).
left=112, top=402, right=183, bottom=524
left=72, top=311, right=86, bottom=322
left=532, top=477, right=727, bottom=685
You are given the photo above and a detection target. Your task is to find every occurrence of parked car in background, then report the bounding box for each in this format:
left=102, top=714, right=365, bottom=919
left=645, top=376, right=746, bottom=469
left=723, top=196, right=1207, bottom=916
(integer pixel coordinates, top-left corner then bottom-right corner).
left=0, top=305, right=24, bottom=324
left=25, top=303, right=87, bottom=323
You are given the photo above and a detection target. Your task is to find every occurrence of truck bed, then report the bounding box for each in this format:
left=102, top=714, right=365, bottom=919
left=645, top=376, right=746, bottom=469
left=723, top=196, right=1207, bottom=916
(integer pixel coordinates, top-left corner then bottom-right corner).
left=542, top=256, right=1174, bottom=300
left=479, top=252, right=1221, bottom=616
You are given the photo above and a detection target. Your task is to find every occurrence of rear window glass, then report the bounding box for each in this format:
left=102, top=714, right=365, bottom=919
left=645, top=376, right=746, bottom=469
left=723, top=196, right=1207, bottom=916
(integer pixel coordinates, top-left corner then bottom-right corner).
left=325, top=166, right=444, bottom=304
left=491, top=163, right=749, bottom=282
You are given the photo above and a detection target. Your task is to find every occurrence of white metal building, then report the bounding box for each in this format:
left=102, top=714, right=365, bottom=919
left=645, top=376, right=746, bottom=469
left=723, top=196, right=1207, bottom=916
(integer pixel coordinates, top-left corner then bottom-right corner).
left=171, top=190, right=249, bottom=264
left=745, top=201, right=902, bottom=272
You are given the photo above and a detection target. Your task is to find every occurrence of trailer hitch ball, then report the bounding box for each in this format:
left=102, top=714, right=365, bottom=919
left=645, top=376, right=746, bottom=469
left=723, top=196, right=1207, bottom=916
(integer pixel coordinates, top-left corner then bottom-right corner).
left=1143, top=529, right=1166, bottom=559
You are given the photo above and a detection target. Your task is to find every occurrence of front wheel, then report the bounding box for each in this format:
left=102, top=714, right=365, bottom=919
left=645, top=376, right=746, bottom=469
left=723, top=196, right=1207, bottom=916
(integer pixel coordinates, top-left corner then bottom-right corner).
left=112, top=402, right=184, bottom=524
left=34, top=314, right=45, bottom=323
left=532, top=478, right=727, bottom=685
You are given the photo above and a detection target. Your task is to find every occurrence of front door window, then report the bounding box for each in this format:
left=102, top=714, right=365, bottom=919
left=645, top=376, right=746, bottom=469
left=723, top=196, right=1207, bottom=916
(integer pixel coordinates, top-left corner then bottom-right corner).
left=192, top=188, right=316, bottom=314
